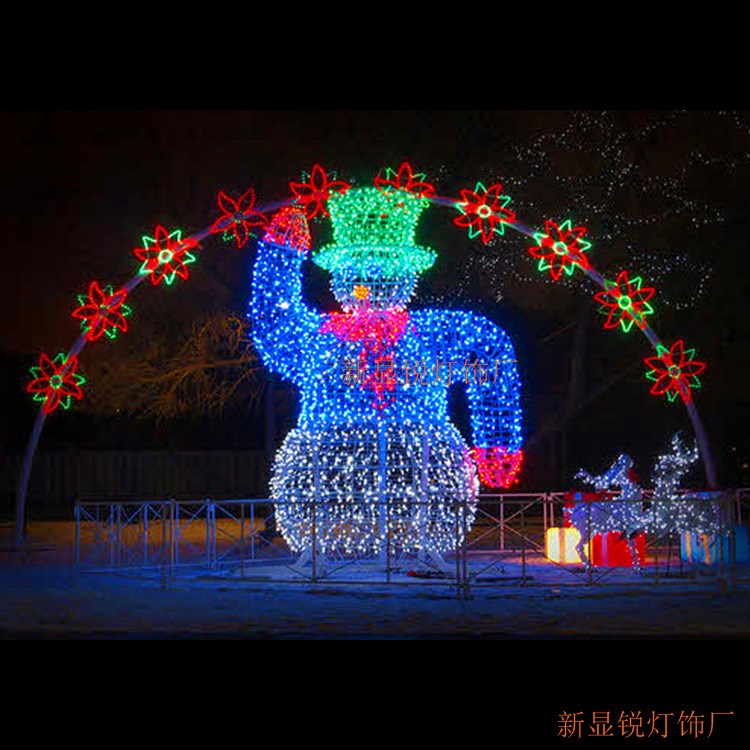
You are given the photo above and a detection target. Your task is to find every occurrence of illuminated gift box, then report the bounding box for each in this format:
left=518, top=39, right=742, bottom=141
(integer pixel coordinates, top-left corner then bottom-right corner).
left=590, top=531, right=647, bottom=567
left=680, top=527, right=749, bottom=564
left=546, top=527, right=589, bottom=564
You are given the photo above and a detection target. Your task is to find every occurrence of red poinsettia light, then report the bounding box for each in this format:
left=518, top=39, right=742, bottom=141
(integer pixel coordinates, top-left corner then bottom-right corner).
left=644, top=340, right=706, bottom=404
left=593, top=271, right=655, bottom=333
left=528, top=219, right=592, bottom=281
left=71, top=281, right=131, bottom=342
left=27, top=353, right=86, bottom=415
left=471, top=447, right=524, bottom=489
left=374, top=162, right=437, bottom=199
left=290, top=164, right=351, bottom=221
left=134, top=226, right=198, bottom=286
left=209, top=188, right=268, bottom=249
left=453, top=182, right=516, bottom=244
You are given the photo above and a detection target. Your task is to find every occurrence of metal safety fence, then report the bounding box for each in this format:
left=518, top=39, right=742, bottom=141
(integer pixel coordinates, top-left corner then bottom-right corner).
left=75, top=490, right=750, bottom=597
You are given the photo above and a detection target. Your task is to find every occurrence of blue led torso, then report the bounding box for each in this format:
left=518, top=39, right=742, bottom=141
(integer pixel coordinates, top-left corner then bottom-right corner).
left=250, top=240, right=523, bottom=452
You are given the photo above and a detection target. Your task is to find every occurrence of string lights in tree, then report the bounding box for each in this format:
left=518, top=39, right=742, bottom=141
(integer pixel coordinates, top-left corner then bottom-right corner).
left=26, top=353, right=86, bottom=415
left=627, top=249, right=712, bottom=311
left=71, top=282, right=132, bottom=341
left=444, top=111, right=738, bottom=311
left=134, top=226, right=199, bottom=286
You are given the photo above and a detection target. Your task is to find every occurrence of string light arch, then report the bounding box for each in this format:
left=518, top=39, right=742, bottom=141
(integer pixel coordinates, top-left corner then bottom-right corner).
left=14, top=161, right=718, bottom=556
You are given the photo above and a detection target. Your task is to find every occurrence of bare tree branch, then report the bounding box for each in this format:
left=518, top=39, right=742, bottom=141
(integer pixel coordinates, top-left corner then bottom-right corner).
left=82, top=313, right=264, bottom=422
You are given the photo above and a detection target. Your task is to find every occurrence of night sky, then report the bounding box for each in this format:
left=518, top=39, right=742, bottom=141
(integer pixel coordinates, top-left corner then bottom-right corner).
left=2, top=109, right=749, bottom=486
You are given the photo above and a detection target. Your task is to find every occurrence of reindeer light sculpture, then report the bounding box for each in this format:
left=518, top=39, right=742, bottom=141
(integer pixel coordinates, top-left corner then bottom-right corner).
left=569, top=434, right=721, bottom=573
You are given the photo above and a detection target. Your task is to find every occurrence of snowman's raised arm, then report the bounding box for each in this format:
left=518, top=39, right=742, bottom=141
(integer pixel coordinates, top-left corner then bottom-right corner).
left=249, top=208, right=322, bottom=384
left=439, top=309, right=524, bottom=489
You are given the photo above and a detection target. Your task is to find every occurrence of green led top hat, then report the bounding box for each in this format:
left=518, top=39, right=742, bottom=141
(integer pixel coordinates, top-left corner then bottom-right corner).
left=313, top=187, right=437, bottom=276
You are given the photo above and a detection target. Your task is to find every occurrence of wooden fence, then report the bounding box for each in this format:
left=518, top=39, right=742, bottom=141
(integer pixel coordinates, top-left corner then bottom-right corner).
left=0, top=450, right=268, bottom=517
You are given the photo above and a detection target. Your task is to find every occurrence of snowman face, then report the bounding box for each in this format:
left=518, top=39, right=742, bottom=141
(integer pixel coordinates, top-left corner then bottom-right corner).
left=314, top=187, right=435, bottom=312
left=330, top=265, right=419, bottom=312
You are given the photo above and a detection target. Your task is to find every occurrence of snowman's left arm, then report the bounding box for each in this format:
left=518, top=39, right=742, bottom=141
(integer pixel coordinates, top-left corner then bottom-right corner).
left=445, top=310, right=525, bottom=488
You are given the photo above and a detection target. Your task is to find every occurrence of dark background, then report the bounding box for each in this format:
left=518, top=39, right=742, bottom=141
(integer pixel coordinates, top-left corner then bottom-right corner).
left=2, top=109, right=749, bottom=512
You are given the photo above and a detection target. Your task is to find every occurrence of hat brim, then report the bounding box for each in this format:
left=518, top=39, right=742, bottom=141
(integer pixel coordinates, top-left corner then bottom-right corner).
left=313, top=244, right=437, bottom=276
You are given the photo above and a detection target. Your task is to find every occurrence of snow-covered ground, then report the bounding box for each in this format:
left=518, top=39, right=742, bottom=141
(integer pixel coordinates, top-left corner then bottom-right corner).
left=2, top=520, right=749, bottom=639
left=1, top=559, right=748, bottom=640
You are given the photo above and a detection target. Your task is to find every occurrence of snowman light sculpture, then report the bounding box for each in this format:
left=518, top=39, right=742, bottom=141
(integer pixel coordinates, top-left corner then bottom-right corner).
left=250, top=167, right=524, bottom=568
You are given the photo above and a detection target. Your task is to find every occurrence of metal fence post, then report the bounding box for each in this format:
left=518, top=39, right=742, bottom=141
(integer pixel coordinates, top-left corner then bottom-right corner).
left=108, top=503, right=115, bottom=569
left=718, top=492, right=726, bottom=593
left=312, top=495, right=318, bottom=583
left=312, top=439, right=321, bottom=583
left=204, top=499, right=211, bottom=572
left=462, top=496, right=469, bottom=600
left=386, top=495, right=391, bottom=585
left=454, top=497, right=461, bottom=600
left=587, top=500, right=593, bottom=586
left=160, top=501, right=168, bottom=589
left=653, top=497, right=659, bottom=586
left=143, top=502, right=149, bottom=568
left=500, top=495, right=505, bottom=551
left=240, top=502, right=246, bottom=577
left=118, top=503, right=124, bottom=568
left=379, top=426, right=388, bottom=579
left=74, top=502, right=81, bottom=567
left=251, top=501, right=256, bottom=563
left=727, top=492, right=739, bottom=591
left=171, top=499, right=178, bottom=582
left=521, top=502, right=526, bottom=586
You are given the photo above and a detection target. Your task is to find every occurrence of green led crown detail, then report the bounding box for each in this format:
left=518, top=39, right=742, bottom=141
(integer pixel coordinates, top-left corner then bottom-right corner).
left=313, top=187, right=436, bottom=276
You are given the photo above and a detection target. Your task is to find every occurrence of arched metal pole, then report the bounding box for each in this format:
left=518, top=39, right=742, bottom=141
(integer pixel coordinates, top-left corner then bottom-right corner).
left=13, top=200, right=294, bottom=549
left=14, top=331, right=89, bottom=547
left=432, top=200, right=719, bottom=491
left=13, top=408, right=48, bottom=547
left=685, top=399, right=718, bottom=489
left=16, top=183, right=719, bottom=549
